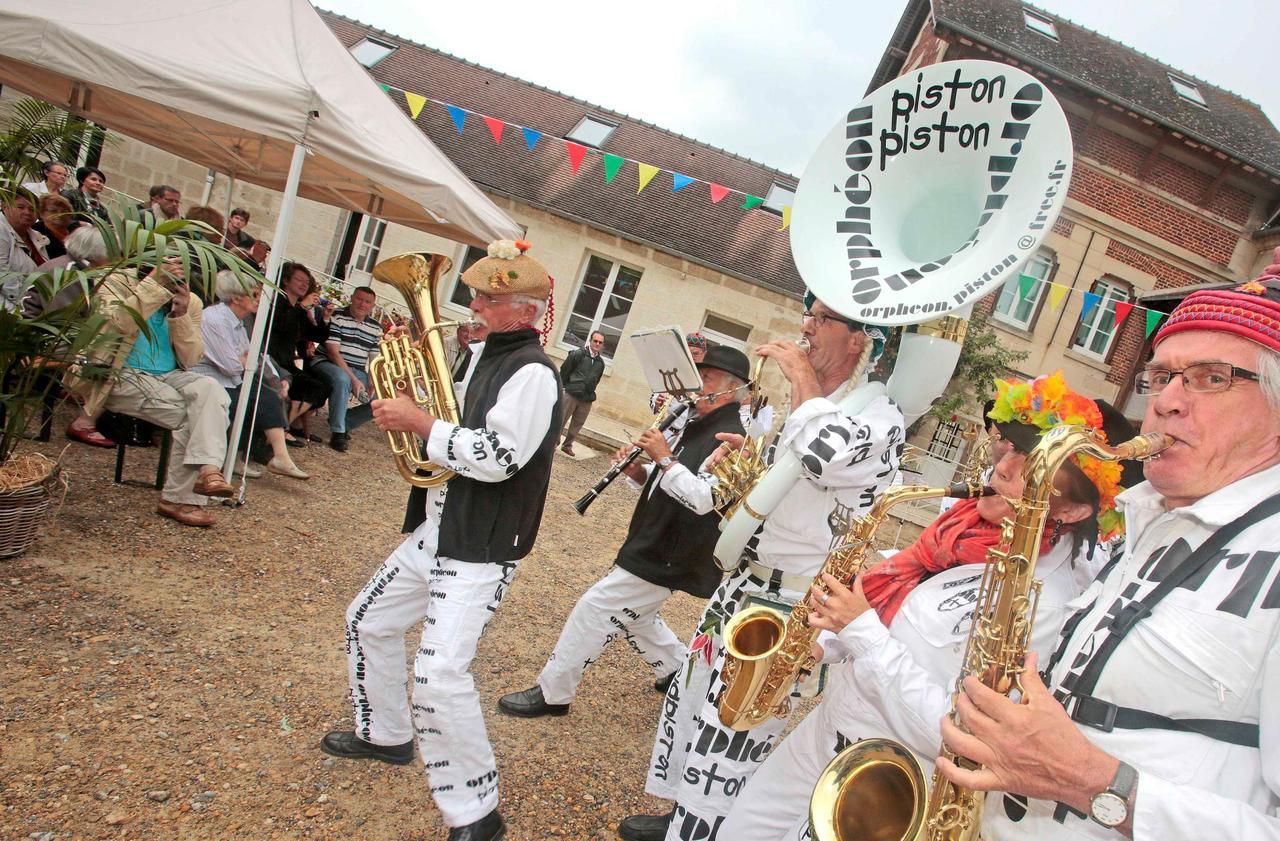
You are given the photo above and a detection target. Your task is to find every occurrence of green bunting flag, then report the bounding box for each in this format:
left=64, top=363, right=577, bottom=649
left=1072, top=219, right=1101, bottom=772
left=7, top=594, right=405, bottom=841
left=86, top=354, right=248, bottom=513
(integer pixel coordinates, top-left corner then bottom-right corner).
left=1018, top=273, right=1038, bottom=301
left=1144, top=309, right=1165, bottom=338
left=603, top=154, right=625, bottom=184
left=740, top=195, right=764, bottom=210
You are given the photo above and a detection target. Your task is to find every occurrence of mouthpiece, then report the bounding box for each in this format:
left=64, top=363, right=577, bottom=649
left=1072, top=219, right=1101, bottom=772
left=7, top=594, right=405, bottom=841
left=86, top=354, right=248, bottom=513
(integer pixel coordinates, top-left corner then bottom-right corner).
left=795, top=337, right=811, bottom=352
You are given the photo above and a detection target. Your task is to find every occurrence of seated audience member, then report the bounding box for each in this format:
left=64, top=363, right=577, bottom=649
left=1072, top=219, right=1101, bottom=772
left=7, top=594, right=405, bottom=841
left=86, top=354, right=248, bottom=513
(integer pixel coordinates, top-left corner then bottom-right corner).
left=20, top=225, right=117, bottom=448
left=190, top=270, right=308, bottom=481
left=34, top=193, right=78, bottom=260
left=2, top=191, right=44, bottom=308
left=266, top=262, right=330, bottom=442
left=61, top=166, right=110, bottom=221
left=67, top=258, right=235, bottom=527
left=139, top=185, right=181, bottom=221
left=22, top=160, right=70, bottom=198
left=311, top=286, right=382, bottom=452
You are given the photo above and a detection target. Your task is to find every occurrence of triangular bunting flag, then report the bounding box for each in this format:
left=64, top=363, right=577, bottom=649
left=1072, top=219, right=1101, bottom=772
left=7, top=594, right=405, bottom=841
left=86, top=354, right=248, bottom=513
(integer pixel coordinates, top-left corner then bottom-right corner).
left=565, top=141, right=588, bottom=175
left=1017, top=273, right=1038, bottom=302
left=522, top=127, right=541, bottom=150
left=741, top=194, right=764, bottom=210
left=405, top=91, right=427, bottom=120
left=1144, top=309, right=1165, bottom=338
left=482, top=116, right=505, bottom=144
left=1081, top=291, right=1102, bottom=321
left=446, top=104, right=467, bottom=134
left=779, top=206, right=792, bottom=231
left=1048, top=283, right=1069, bottom=311
left=637, top=163, right=660, bottom=193
left=379, top=83, right=391, bottom=93
left=1113, top=301, right=1134, bottom=327
left=708, top=183, right=730, bottom=204
left=603, top=154, right=625, bottom=184
left=672, top=173, right=695, bottom=192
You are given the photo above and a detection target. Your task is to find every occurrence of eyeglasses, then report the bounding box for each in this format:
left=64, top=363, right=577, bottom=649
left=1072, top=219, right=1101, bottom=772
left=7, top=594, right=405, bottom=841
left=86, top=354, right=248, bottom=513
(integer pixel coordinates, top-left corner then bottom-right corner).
left=802, top=310, right=857, bottom=329
left=469, top=289, right=515, bottom=306
left=1134, top=362, right=1260, bottom=395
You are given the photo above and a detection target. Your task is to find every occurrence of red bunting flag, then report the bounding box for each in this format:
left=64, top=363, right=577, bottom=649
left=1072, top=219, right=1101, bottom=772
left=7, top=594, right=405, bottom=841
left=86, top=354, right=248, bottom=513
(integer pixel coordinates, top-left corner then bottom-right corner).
left=482, top=116, right=505, bottom=144
left=1114, top=301, right=1134, bottom=327
left=565, top=141, right=588, bottom=175
left=708, top=183, right=730, bottom=204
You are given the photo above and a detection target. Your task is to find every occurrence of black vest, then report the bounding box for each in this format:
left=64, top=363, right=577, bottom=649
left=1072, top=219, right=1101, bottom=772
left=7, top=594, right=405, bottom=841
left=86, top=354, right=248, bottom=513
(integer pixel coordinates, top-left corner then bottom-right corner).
left=614, top=401, right=744, bottom=597
left=401, top=329, right=562, bottom=563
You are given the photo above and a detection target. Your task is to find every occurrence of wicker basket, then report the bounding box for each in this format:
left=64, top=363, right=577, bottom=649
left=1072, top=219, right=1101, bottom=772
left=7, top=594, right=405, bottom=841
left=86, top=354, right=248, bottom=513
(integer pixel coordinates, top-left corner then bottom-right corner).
left=0, top=456, right=62, bottom=559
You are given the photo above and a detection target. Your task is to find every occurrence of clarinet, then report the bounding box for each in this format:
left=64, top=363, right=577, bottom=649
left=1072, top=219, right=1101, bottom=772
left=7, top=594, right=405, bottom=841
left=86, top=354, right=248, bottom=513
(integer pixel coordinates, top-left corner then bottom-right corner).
left=573, top=399, right=691, bottom=515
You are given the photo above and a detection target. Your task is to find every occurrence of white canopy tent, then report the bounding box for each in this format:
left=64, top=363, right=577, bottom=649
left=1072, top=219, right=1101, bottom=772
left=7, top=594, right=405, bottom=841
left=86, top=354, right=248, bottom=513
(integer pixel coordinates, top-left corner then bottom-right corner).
left=0, top=0, right=521, bottom=495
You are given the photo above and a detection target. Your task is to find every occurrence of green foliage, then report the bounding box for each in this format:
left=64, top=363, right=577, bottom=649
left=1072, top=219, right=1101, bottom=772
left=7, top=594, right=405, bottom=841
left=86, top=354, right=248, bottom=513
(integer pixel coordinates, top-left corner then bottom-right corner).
left=0, top=98, right=92, bottom=192
left=928, top=310, right=1028, bottom=423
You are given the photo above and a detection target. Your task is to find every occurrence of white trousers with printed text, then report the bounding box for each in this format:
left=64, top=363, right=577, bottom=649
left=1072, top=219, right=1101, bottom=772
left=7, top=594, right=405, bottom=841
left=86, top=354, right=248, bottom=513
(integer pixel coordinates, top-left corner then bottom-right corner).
left=343, top=525, right=518, bottom=827
left=537, top=566, right=685, bottom=704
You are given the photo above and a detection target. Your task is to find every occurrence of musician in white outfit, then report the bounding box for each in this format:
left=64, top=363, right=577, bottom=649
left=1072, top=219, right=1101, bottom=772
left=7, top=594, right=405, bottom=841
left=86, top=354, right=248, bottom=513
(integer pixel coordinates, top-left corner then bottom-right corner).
left=619, top=294, right=904, bottom=841
left=719, top=373, right=1131, bottom=839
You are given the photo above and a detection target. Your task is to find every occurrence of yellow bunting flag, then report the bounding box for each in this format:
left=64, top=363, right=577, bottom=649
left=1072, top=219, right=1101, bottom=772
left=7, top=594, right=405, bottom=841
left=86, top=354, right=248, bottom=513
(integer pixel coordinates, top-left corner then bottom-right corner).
left=405, top=91, right=427, bottom=120
left=637, top=163, right=660, bottom=194
left=1048, top=283, right=1069, bottom=311
left=779, top=206, right=792, bottom=231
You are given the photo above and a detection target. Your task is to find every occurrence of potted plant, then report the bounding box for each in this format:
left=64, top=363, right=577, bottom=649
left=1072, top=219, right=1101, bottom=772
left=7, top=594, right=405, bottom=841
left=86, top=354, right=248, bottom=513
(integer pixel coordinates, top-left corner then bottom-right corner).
left=0, top=98, right=262, bottom=557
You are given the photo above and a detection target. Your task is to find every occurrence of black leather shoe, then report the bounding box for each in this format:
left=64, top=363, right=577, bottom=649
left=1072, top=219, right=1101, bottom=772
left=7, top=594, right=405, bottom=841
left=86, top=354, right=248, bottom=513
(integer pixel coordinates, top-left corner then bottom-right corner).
left=496, top=685, right=569, bottom=718
left=329, top=432, right=349, bottom=452
left=319, top=731, right=414, bottom=765
left=618, top=810, right=673, bottom=841
left=447, top=810, right=505, bottom=841
left=654, top=671, right=676, bottom=695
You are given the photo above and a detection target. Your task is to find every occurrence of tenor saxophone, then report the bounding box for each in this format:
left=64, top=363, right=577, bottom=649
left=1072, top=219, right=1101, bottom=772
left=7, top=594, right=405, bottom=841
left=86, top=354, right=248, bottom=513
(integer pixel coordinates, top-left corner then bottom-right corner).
left=716, top=479, right=991, bottom=732
left=806, top=426, right=1170, bottom=841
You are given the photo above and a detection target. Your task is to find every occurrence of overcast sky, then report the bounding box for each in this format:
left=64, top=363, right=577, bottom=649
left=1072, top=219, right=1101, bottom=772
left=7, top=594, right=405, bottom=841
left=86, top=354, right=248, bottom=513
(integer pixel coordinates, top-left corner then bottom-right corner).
left=315, top=0, right=1277, bottom=176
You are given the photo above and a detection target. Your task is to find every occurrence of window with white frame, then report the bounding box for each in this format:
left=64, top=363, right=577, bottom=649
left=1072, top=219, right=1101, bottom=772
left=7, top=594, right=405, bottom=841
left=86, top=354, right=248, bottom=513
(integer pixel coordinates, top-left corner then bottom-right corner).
left=566, top=116, right=617, bottom=148
left=352, top=218, right=387, bottom=274
left=561, top=254, right=643, bottom=359
left=1072, top=278, right=1131, bottom=360
left=350, top=37, right=396, bottom=68
left=1168, top=73, right=1208, bottom=109
left=701, top=313, right=752, bottom=351
left=992, top=250, right=1054, bottom=330
left=764, top=182, right=796, bottom=215
left=1022, top=8, right=1059, bottom=40
left=448, top=245, right=488, bottom=309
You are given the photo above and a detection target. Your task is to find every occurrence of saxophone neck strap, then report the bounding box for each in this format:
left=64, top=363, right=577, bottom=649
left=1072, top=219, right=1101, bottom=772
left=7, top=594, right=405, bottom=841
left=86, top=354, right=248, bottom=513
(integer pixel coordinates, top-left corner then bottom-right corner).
left=1062, top=490, right=1280, bottom=747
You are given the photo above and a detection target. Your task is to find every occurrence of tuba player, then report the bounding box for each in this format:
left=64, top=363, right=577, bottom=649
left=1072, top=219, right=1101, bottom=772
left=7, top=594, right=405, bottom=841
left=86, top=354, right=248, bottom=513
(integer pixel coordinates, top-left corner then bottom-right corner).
left=320, top=240, right=560, bottom=841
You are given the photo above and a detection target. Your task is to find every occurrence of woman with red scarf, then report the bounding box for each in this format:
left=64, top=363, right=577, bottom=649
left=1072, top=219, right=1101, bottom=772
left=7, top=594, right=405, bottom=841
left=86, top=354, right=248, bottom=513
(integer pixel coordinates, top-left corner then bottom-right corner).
left=720, top=373, right=1136, bottom=841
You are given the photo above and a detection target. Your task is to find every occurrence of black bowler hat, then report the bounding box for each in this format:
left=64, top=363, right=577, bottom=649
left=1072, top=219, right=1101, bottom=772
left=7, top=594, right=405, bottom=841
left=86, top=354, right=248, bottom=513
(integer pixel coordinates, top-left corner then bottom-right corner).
left=696, top=345, right=751, bottom=383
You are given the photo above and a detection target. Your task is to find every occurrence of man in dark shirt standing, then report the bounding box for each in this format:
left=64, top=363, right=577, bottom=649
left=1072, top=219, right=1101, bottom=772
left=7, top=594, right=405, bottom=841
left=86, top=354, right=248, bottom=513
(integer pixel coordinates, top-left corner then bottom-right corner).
left=558, top=330, right=606, bottom=455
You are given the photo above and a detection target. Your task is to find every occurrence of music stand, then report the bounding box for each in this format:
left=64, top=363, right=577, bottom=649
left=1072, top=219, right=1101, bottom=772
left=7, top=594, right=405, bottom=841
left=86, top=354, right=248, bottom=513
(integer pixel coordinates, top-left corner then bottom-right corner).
left=629, top=326, right=703, bottom=400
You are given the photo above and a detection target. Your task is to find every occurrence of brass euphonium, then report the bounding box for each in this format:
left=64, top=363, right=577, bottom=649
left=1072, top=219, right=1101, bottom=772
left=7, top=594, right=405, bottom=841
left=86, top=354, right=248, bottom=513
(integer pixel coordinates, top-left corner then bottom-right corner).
left=808, top=426, right=1171, bottom=841
left=366, top=252, right=463, bottom=488
left=717, top=480, right=992, bottom=732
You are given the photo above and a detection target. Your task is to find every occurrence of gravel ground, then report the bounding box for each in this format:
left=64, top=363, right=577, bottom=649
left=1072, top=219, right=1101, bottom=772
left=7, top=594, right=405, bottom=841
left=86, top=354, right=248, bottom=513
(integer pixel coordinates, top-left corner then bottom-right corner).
left=0, top=408, right=723, bottom=841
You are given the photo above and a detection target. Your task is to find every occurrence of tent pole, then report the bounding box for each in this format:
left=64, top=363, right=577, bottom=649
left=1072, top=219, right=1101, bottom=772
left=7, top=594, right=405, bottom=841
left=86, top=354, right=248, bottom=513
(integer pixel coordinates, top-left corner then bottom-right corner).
left=223, top=175, right=236, bottom=240
left=200, top=168, right=216, bottom=206
left=222, top=140, right=308, bottom=488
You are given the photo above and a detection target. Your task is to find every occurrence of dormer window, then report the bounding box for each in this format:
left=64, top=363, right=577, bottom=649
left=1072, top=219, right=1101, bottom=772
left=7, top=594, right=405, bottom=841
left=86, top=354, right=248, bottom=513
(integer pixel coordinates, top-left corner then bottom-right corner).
left=350, top=37, right=396, bottom=68
left=567, top=116, right=617, bottom=148
left=763, top=182, right=796, bottom=215
left=1022, top=8, right=1059, bottom=41
left=1168, top=73, right=1208, bottom=108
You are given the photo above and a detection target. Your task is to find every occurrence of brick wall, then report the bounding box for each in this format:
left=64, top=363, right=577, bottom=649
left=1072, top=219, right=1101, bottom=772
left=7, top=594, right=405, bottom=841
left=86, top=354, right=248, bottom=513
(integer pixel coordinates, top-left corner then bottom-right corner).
left=1099, top=241, right=1206, bottom=386
left=1067, top=166, right=1238, bottom=265
left=902, top=19, right=945, bottom=73
left=1052, top=216, right=1075, bottom=238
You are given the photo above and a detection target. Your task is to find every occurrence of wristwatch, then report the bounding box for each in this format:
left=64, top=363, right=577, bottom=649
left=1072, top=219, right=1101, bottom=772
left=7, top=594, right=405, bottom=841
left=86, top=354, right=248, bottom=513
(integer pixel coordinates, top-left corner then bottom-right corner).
left=1089, top=761, right=1137, bottom=828
left=657, top=456, right=675, bottom=470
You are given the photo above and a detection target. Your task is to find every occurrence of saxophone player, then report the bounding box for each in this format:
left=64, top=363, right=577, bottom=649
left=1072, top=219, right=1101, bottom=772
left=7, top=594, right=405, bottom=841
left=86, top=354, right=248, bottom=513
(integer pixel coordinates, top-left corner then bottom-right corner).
left=938, top=267, right=1280, bottom=840
left=619, top=293, right=905, bottom=841
left=320, top=240, right=560, bottom=841
left=718, top=374, right=1136, bottom=840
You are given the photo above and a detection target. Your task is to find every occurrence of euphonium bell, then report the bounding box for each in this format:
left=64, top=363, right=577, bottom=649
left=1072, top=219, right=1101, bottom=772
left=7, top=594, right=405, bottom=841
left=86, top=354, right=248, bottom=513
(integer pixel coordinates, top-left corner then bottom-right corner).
left=366, top=252, right=463, bottom=488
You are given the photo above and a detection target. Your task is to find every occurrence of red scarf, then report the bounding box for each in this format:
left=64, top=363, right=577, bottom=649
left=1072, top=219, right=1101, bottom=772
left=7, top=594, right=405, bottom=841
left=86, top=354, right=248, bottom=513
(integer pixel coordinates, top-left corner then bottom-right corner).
left=861, top=498, right=1002, bottom=626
